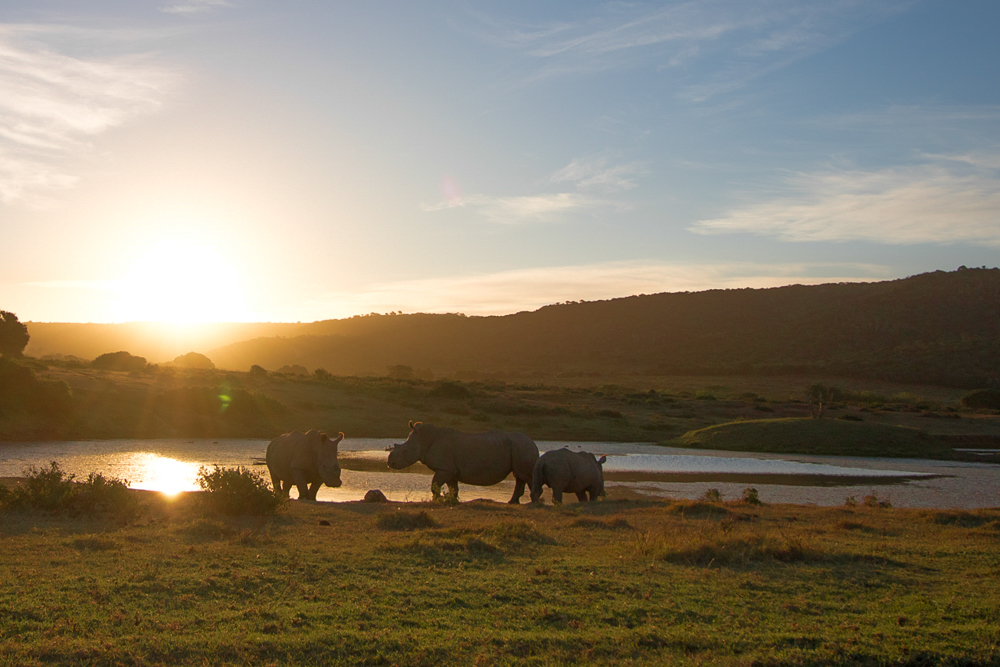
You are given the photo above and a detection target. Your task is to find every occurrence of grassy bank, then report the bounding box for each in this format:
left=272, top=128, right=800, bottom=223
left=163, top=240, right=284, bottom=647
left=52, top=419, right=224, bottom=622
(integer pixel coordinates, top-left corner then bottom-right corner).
left=1, top=490, right=999, bottom=666
left=4, top=361, right=1000, bottom=455
left=673, top=417, right=964, bottom=459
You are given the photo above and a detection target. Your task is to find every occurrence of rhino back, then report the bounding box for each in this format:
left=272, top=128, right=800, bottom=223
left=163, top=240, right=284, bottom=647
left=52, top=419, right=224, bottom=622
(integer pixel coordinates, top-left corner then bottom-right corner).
left=422, top=429, right=522, bottom=485
left=266, top=431, right=316, bottom=479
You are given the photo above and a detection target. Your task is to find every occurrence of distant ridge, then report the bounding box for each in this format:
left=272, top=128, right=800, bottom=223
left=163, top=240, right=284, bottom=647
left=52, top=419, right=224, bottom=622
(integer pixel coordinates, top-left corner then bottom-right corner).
left=22, top=269, right=1000, bottom=388
left=203, top=269, right=1000, bottom=388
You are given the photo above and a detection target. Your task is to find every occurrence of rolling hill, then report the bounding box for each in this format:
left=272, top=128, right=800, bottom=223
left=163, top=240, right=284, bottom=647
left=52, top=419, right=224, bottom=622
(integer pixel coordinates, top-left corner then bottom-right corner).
left=203, top=268, right=1000, bottom=388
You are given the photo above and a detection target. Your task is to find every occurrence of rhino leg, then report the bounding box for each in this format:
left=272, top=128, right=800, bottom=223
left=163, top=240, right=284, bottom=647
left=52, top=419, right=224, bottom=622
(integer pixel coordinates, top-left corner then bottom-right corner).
left=292, top=469, right=314, bottom=501
left=576, top=491, right=588, bottom=502
left=508, top=477, right=528, bottom=504
left=307, top=481, right=322, bottom=501
left=551, top=488, right=564, bottom=505
left=431, top=471, right=457, bottom=501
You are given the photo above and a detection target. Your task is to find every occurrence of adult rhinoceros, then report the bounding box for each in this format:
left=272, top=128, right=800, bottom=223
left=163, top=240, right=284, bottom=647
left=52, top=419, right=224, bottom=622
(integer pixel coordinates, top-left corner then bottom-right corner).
left=266, top=429, right=344, bottom=500
left=530, top=448, right=607, bottom=505
left=387, top=421, right=538, bottom=503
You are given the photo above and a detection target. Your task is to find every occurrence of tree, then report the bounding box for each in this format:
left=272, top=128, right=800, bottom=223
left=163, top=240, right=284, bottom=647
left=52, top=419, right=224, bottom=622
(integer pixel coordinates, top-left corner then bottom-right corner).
left=806, top=383, right=836, bottom=418
left=0, top=311, right=29, bottom=358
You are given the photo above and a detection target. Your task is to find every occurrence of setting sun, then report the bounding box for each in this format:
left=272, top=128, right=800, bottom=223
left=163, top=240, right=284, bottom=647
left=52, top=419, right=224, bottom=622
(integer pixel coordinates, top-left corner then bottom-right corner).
left=111, top=240, right=249, bottom=324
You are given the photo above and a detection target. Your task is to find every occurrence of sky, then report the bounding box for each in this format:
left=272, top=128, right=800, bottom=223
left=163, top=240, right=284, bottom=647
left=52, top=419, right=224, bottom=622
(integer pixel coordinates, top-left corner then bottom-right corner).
left=1, top=0, right=998, bottom=324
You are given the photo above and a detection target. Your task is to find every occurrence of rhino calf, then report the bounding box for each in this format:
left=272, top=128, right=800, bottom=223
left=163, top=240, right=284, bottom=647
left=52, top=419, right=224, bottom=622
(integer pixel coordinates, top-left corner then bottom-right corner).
left=530, top=448, right=607, bottom=505
left=266, top=429, right=344, bottom=501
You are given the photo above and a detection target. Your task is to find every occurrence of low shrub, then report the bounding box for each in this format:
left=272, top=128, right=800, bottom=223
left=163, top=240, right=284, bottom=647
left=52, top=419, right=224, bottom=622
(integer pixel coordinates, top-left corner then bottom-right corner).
left=197, top=466, right=283, bottom=516
left=0, top=462, right=136, bottom=516
left=741, top=487, right=761, bottom=505
left=76, top=472, right=137, bottom=516
left=701, top=488, right=723, bottom=503
left=863, top=492, right=892, bottom=509
left=17, top=461, right=77, bottom=511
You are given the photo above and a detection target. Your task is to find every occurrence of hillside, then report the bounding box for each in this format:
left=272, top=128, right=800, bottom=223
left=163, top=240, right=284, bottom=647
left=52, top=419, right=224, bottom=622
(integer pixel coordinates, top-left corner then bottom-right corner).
left=19, top=269, right=1000, bottom=388
left=205, top=269, right=1000, bottom=388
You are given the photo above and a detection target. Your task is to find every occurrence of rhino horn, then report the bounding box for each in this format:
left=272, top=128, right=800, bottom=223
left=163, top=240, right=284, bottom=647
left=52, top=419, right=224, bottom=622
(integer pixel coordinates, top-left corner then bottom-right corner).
left=334, top=432, right=345, bottom=444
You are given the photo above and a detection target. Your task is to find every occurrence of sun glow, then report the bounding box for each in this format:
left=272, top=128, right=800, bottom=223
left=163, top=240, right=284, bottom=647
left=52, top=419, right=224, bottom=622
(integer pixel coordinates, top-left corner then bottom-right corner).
left=111, top=239, right=250, bottom=323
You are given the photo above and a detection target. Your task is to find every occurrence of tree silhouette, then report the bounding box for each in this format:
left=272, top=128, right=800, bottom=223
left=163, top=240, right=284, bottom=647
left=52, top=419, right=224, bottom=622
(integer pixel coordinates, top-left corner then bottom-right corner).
left=806, top=383, right=836, bottom=418
left=0, top=311, right=30, bottom=358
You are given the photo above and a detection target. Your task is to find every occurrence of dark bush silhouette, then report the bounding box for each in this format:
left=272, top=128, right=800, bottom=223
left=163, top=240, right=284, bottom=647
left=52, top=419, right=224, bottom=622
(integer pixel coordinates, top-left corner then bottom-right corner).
left=0, top=311, right=29, bottom=358
left=92, top=351, right=148, bottom=372
left=196, top=466, right=283, bottom=515
left=0, top=358, right=73, bottom=420
left=430, top=381, right=471, bottom=399
left=0, top=461, right=134, bottom=516
left=960, top=389, right=1000, bottom=410
left=171, top=352, right=215, bottom=369
left=249, top=364, right=268, bottom=377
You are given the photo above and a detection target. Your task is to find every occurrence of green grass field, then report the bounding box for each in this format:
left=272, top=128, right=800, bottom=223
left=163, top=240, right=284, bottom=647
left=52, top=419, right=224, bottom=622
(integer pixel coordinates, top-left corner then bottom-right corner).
left=2, top=490, right=999, bottom=666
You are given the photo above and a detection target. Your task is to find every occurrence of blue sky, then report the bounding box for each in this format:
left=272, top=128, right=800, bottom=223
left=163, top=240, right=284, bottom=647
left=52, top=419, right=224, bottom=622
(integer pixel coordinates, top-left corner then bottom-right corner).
left=1, top=0, right=998, bottom=323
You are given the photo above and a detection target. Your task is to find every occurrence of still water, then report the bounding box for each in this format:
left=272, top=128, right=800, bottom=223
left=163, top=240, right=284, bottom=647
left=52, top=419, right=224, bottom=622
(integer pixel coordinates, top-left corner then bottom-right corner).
left=0, top=438, right=997, bottom=509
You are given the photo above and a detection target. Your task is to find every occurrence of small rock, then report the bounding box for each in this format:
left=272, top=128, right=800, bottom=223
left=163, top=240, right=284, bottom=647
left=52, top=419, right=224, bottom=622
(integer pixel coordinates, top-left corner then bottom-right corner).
left=318, top=520, right=330, bottom=526
left=363, top=489, right=388, bottom=503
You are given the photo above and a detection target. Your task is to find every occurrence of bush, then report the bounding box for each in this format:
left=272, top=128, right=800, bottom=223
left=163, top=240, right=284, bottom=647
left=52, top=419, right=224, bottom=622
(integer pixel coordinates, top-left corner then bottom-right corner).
left=741, top=487, right=761, bottom=505
left=701, top=488, right=723, bottom=503
left=92, top=351, right=148, bottom=372
left=430, top=382, right=471, bottom=399
left=18, top=461, right=77, bottom=511
left=76, top=472, right=137, bottom=516
left=197, top=466, right=283, bottom=516
left=961, top=389, right=1000, bottom=410
left=0, top=462, right=135, bottom=515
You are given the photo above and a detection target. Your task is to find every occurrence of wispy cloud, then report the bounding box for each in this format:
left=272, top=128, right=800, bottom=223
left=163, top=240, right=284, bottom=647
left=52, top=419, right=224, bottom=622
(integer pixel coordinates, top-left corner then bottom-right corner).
left=478, top=1, right=908, bottom=100
left=160, top=0, right=234, bottom=15
left=550, top=157, right=642, bottom=192
left=691, top=157, right=1000, bottom=245
left=0, top=24, right=177, bottom=205
left=423, top=192, right=609, bottom=224
left=304, top=261, right=889, bottom=319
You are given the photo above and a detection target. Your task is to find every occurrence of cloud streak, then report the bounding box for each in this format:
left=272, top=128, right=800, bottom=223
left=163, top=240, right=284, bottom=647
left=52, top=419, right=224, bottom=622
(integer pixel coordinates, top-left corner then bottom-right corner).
left=0, top=24, right=177, bottom=205
left=160, top=0, right=234, bottom=16
left=479, top=1, right=908, bottom=100
left=423, top=192, right=609, bottom=224
left=692, top=158, right=1000, bottom=245
left=550, top=157, right=641, bottom=192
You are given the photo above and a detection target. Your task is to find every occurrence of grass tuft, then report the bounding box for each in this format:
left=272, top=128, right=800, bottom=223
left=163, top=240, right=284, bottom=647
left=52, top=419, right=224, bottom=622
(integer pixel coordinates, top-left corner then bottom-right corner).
left=375, top=510, right=440, bottom=531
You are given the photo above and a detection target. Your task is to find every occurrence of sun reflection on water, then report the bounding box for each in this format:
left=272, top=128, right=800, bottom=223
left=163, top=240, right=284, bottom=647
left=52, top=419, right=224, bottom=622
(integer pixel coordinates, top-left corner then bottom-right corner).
left=125, top=453, right=202, bottom=496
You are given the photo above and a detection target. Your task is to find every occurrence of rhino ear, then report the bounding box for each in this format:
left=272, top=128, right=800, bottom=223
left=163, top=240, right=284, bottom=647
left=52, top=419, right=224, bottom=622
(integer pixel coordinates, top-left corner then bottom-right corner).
left=598, top=455, right=607, bottom=465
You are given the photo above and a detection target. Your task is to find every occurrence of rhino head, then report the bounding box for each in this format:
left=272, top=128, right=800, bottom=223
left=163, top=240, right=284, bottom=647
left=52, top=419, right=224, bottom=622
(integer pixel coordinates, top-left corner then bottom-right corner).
left=387, top=420, right=424, bottom=469
left=317, top=431, right=345, bottom=487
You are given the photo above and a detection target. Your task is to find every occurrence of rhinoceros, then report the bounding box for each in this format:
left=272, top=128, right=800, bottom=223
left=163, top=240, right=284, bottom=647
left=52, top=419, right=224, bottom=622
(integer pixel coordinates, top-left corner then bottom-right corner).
left=387, top=421, right=539, bottom=503
left=530, top=448, right=607, bottom=505
left=266, top=429, right=344, bottom=500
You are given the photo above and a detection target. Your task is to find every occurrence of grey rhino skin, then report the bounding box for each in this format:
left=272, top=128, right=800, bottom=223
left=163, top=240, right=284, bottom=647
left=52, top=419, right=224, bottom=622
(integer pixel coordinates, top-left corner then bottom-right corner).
left=266, top=429, right=344, bottom=500
left=530, top=448, right=607, bottom=505
left=387, top=421, right=538, bottom=503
